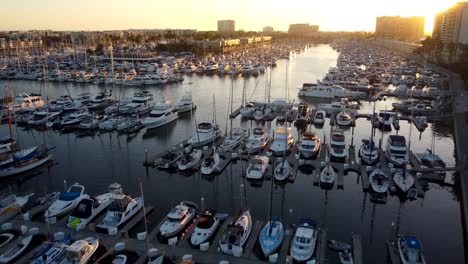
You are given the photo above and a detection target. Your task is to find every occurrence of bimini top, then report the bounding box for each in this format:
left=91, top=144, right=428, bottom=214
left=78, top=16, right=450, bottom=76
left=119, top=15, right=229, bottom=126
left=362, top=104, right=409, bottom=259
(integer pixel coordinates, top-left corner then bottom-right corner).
left=388, top=135, right=406, bottom=147
left=403, top=236, right=422, bottom=250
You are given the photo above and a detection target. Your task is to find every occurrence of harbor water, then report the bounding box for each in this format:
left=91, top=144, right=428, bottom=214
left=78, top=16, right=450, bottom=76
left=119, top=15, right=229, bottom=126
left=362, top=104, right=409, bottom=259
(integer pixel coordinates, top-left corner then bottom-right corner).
left=0, top=44, right=464, bottom=263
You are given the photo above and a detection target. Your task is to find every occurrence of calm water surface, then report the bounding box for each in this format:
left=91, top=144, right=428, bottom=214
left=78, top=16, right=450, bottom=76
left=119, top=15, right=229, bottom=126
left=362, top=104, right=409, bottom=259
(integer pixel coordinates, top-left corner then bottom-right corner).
left=0, top=44, right=464, bottom=263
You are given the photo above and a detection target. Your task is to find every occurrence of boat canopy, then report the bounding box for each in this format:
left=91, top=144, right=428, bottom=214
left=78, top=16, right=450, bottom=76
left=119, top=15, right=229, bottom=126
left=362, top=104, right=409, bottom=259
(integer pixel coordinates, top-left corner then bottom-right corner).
left=403, top=236, right=422, bottom=250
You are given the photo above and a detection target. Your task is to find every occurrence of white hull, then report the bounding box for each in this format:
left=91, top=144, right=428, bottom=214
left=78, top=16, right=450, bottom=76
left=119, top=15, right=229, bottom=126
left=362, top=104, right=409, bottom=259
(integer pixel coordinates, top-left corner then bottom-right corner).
left=0, top=154, right=53, bottom=178
left=0, top=235, right=33, bottom=263
left=143, top=114, right=178, bottom=130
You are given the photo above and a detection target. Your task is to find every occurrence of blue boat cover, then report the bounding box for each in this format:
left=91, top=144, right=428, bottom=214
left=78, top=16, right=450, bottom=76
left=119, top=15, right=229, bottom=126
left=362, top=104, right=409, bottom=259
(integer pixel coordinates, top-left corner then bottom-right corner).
left=404, top=236, right=422, bottom=250
left=59, top=192, right=80, bottom=201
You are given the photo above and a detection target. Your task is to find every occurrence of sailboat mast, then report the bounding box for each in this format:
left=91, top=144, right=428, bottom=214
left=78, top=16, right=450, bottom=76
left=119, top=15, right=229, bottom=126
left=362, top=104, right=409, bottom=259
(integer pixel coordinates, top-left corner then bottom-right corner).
left=139, top=180, right=151, bottom=253
left=230, top=77, right=234, bottom=136
left=5, top=87, right=12, bottom=140
left=268, top=158, right=274, bottom=236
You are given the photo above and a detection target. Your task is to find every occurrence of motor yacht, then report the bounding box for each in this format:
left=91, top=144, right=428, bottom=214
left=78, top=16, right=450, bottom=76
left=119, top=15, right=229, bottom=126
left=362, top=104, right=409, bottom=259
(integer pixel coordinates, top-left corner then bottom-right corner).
left=298, top=83, right=366, bottom=99
left=386, top=135, right=408, bottom=167
left=45, top=183, right=89, bottom=219
left=329, top=130, right=348, bottom=162
left=219, top=128, right=246, bottom=152
left=188, top=122, right=221, bottom=147
left=190, top=209, right=219, bottom=246
left=175, top=92, right=196, bottom=113
left=299, top=131, right=321, bottom=159
left=59, top=237, right=99, bottom=264
left=313, top=110, right=326, bottom=126
left=290, top=218, right=318, bottom=262
left=60, top=111, right=88, bottom=128
left=159, top=202, right=197, bottom=238
left=142, top=101, right=178, bottom=130
left=269, top=126, right=294, bottom=156
left=246, top=155, right=269, bottom=180
left=28, top=111, right=61, bottom=126
left=245, top=127, right=269, bottom=153
left=295, top=102, right=310, bottom=125
left=30, top=234, right=71, bottom=264
left=219, top=209, right=252, bottom=255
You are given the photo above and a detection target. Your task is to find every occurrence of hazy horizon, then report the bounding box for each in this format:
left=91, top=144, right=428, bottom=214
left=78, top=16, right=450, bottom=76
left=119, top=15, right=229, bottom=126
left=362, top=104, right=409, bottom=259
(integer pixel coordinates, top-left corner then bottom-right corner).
left=0, top=0, right=458, bottom=33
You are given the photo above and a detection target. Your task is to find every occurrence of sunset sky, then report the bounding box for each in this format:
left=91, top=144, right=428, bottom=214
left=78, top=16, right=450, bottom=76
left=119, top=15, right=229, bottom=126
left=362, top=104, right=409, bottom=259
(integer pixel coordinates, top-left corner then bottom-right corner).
left=0, top=0, right=459, bottom=33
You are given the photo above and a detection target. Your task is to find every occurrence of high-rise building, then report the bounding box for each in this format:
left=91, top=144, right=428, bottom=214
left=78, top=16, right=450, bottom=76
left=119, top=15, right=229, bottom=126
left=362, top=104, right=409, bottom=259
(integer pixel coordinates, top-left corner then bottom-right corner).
left=263, top=26, right=274, bottom=33
left=217, top=20, right=235, bottom=33
left=432, top=2, right=468, bottom=63
left=288, top=24, right=319, bottom=35
left=375, top=16, right=425, bottom=41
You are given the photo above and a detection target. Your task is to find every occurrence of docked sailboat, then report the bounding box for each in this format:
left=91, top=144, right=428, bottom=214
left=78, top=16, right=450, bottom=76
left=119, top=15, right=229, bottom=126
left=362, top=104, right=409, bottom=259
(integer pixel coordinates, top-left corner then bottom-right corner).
left=219, top=209, right=252, bottom=255
left=246, top=155, right=269, bottom=180
left=269, top=126, right=294, bottom=156
left=219, top=128, right=246, bottom=152
left=359, top=139, right=379, bottom=165
left=59, top=237, right=99, bottom=264
left=30, top=234, right=71, bottom=264
left=27, top=111, right=61, bottom=126
left=313, top=110, right=326, bottom=126
left=290, top=218, right=318, bottom=262
left=78, top=114, right=108, bottom=130
left=245, top=127, right=269, bottom=153
left=177, top=149, right=202, bottom=171
left=0, top=193, right=34, bottom=223
left=397, top=236, right=426, bottom=264
left=0, top=146, right=54, bottom=177
left=159, top=202, right=197, bottom=238
left=259, top=218, right=284, bottom=257
left=369, top=168, right=389, bottom=193
left=96, top=183, right=143, bottom=233
left=188, top=122, right=221, bottom=147
left=67, top=193, right=112, bottom=230
left=320, top=163, right=336, bottom=187
left=335, top=110, right=353, bottom=126
left=274, top=159, right=292, bottom=181
left=393, top=170, right=414, bottom=193
left=200, top=149, right=220, bottom=175
left=156, top=150, right=182, bottom=170
left=60, top=111, right=88, bottom=128
left=378, top=110, right=395, bottom=128
left=190, top=209, right=219, bottom=246
left=298, top=131, right=321, bottom=159
left=45, top=183, right=89, bottom=219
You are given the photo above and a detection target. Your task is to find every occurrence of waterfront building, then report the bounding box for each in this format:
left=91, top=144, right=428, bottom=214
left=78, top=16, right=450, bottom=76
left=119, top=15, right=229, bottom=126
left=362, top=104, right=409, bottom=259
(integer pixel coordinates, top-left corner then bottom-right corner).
left=263, top=26, right=274, bottom=33
left=217, top=20, right=235, bottom=33
left=375, top=16, right=425, bottom=42
left=432, top=2, right=468, bottom=64
left=288, top=24, right=319, bottom=35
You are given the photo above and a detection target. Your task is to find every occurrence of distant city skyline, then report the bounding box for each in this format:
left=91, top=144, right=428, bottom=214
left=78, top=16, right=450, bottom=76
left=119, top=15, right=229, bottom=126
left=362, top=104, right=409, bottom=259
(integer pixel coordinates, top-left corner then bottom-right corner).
left=0, top=0, right=459, bottom=33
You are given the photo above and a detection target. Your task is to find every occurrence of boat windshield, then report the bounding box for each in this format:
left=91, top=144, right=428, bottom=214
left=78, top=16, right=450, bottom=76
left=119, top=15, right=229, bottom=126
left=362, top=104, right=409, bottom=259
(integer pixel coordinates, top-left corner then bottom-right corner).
left=197, top=216, right=215, bottom=228
left=108, top=197, right=131, bottom=212
left=149, top=112, right=164, bottom=118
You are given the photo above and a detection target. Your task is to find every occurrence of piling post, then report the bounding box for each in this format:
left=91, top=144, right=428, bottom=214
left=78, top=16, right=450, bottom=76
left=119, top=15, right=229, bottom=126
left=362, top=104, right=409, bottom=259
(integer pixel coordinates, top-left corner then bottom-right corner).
left=201, top=197, right=205, bottom=210
left=145, top=149, right=148, bottom=165
left=351, top=126, right=355, bottom=146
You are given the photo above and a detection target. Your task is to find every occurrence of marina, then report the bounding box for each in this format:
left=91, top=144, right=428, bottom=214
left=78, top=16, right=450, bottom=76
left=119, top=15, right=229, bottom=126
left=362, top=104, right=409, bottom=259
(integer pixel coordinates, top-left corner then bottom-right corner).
left=0, top=42, right=464, bottom=264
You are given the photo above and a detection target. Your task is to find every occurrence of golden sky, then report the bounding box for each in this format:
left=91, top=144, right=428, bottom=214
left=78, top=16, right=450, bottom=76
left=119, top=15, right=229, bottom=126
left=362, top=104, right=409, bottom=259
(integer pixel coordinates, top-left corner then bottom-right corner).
left=0, top=0, right=459, bottom=33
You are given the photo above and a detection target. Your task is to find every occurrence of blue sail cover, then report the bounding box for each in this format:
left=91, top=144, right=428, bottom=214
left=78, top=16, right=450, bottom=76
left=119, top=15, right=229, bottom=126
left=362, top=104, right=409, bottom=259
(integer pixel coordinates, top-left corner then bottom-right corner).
left=404, top=236, right=422, bottom=250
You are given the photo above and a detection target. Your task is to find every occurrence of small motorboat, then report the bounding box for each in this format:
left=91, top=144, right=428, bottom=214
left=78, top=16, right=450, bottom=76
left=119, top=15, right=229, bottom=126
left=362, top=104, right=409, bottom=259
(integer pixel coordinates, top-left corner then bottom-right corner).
left=274, top=159, right=292, bottom=181
left=30, top=234, right=71, bottom=264
left=320, top=164, right=336, bottom=187
left=112, top=254, right=127, bottom=264
left=0, top=234, right=34, bottom=264
left=177, top=149, right=202, bottom=171
left=59, top=237, right=99, bottom=264
left=35, top=192, right=60, bottom=206
left=219, top=209, right=252, bottom=255
left=339, top=250, right=354, bottom=264
left=0, top=193, right=34, bottom=224
left=393, top=170, right=415, bottom=193
left=200, top=149, right=220, bottom=175
left=156, top=150, right=182, bottom=170
left=335, top=110, right=353, bottom=126
left=245, top=127, right=269, bottom=154
left=159, top=202, right=197, bottom=238
left=369, top=168, right=389, bottom=194
left=259, top=217, right=284, bottom=257
left=246, top=155, right=269, bottom=180
left=328, top=240, right=352, bottom=251
left=313, top=110, right=326, bottom=126
left=397, top=236, right=426, bottom=264
left=67, top=193, right=112, bottom=230
left=290, top=218, right=318, bottom=262
left=45, top=183, right=89, bottom=219
left=190, top=209, right=219, bottom=246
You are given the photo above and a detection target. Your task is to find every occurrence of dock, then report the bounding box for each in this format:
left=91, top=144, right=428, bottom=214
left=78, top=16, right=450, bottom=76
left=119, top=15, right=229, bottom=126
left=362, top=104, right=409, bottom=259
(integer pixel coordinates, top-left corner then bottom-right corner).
left=352, top=233, right=363, bottom=264
left=386, top=240, right=401, bottom=264
left=316, top=228, right=328, bottom=264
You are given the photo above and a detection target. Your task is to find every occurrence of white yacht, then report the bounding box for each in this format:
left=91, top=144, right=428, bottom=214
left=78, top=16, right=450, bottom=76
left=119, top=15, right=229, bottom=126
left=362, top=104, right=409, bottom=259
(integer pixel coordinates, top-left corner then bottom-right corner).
left=246, top=155, right=269, bottom=180
left=88, top=92, right=112, bottom=110
left=295, top=102, right=311, bottom=125
left=120, top=91, right=155, bottom=115
left=313, top=110, right=326, bottom=126
left=290, top=219, right=318, bottom=262
left=298, top=83, right=366, bottom=99
left=359, top=139, right=379, bottom=165
left=63, top=93, right=91, bottom=112
left=219, top=209, right=252, bottom=255
left=177, top=149, right=202, bottom=171
left=320, top=163, right=336, bottom=187
left=188, top=122, right=221, bottom=147
left=116, top=115, right=142, bottom=132
left=298, top=131, right=321, bottom=158
left=378, top=110, right=395, bottom=128
left=386, top=135, right=408, bottom=167
left=27, top=111, right=61, bottom=126
left=190, top=209, right=219, bottom=246
left=59, top=237, right=99, bottom=264
left=269, top=126, right=294, bottom=156
left=175, top=92, right=196, bottom=113
left=142, top=101, right=178, bottom=130
left=67, top=193, right=112, bottom=231
left=200, top=149, right=220, bottom=175
left=329, top=130, right=348, bottom=162
left=369, top=168, right=389, bottom=193
left=245, top=127, right=269, bottom=153
left=335, top=110, right=353, bottom=126
left=397, top=236, right=426, bottom=264
left=79, top=114, right=108, bottom=130
left=96, top=183, right=143, bottom=233
left=60, top=111, right=88, bottom=127
left=159, top=202, right=197, bottom=237
left=45, top=183, right=89, bottom=219
left=7, top=93, right=44, bottom=111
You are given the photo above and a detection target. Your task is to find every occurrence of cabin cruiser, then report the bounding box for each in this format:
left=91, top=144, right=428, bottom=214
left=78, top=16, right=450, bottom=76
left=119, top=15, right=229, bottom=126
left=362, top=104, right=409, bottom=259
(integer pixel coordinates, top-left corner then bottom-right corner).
left=274, top=159, right=292, bottom=181
left=177, top=148, right=202, bottom=171
left=240, top=102, right=256, bottom=118
left=299, top=131, right=321, bottom=158
left=4, top=93, right=44, bottom=111
left=246, top=155, right=269, bottom=180
left=378, top=110, right=395, bottom=128
left=142, top=101, right=178, bottom=129
left=313, top=110, right=326, bottom=126
left=259, top=217, right=284, bottom=257
left=359, top=139, right=379, bottom=165
left=298, top=83, right=366, bottom=99
left=175, top=92, right=196, bottom=113
left=63, top=93, right=91, bottom=112
left=59, top=237, right=99, bottom=264
left=320, top=163, right=336, bottom=187
left=47, top=95, right=73, bottom=112
left=60, top=111, right=88, bottom=127
left=188, top=122, right=221, bottom=147
left=78, top=114, right=108, bottom=130
left=45, top=183, right=89, bottom=219
left=201, top=149, right=220, bottom=175
left=88, top=92, right=112, bottom=110
left=393, top=170, right=415, bottom=193
left=0, top=193, right=34, bottom=223
left=28, top=111, right=61, bottom=126
left=67, top=193, right=112, bottom=231
left=219, top=128, right=246, bottom=152
left=295, top=102, right=310, bottom=125
left=30, top=233, right=71, bottom=264
left=245, top=127, right=269, bottom=153
left=290, top=218, right=318, bottom=262
left=96, top=183, right=143, bottom=233
left=159, top=202, right=197, bottom=237
left=269, top=126, right=294, bottom=156
left=397, top=236, right=426, bottom=264
left=369, top=168, right=389, bottom=193
left=190, top=209, right=219, bottom=246
left=329, top=130, right=348, bottom=162
left=219, top=209, right=252, bottom=255
left=386, top=135, right=408, bottom=167
left=0, top=233, right=34, bottom=263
